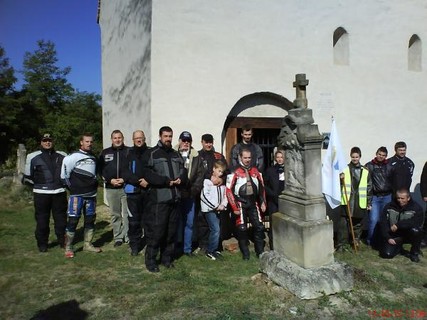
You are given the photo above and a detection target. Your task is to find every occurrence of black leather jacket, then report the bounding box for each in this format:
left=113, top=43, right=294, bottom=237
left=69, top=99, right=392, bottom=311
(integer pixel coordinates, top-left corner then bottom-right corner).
left=365, top=158, right=392, bottom=196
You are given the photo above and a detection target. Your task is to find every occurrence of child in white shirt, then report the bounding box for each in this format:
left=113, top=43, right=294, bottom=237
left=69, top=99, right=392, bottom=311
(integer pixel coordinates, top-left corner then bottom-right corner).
left=200, top=161, right=228, bottom=260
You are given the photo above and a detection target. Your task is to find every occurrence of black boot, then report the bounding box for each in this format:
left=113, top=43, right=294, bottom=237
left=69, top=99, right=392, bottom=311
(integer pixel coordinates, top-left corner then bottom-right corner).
left=56, top=234, right=65, bottom=249
left=238, top=240, right=250, bottom=260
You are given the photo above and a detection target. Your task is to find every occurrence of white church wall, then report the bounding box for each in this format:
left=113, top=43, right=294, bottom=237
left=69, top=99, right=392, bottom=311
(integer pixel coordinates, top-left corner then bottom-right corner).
left=100, top=0, right=152, bottom=146
left=101, top=0, right=427, bottom=190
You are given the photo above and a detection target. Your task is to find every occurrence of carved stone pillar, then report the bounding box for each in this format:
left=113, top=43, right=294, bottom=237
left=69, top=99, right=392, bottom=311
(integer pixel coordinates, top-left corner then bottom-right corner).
left=260, top=74, right=352, bottom=299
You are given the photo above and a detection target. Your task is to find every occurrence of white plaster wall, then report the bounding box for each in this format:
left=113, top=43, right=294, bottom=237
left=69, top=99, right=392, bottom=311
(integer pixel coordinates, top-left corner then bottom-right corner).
left=100, top=0, right=427, bottom=190
left=100, top=0, right=152, bottom=146
left=149, top=0, right=427, bottom=189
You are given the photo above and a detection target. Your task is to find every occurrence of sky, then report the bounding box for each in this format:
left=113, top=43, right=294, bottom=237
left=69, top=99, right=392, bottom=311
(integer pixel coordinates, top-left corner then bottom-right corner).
left=0, top=0, right=101, bottom=94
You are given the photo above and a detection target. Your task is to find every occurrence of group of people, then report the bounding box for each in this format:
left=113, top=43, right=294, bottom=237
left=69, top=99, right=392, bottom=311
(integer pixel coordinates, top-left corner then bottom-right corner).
left=24, top=133, right=102, bottom=257
left=23, top=125, right=285, bottom=273
left=337, top=141, right=425, bottom=263
left=24, top=126, right=424, bottom=271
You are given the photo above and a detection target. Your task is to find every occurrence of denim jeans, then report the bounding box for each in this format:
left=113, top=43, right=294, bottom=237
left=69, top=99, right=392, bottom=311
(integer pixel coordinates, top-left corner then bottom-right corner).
left=179, top=198, right=195, bottom=254
left=205, top=211, right=220, bottom=253
left=368, top=194, right=392, bottom=245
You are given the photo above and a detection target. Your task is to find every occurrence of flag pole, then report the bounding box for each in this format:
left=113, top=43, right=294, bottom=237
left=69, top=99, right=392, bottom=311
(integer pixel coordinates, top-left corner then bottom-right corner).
left=341, top=176, right=358, bottom=253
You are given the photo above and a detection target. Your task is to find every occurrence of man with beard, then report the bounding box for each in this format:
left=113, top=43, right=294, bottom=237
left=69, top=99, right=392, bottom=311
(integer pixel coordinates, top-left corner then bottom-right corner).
left=141, top=126, right=187, bottom=272
left=122, top=130, right=150, bottom=256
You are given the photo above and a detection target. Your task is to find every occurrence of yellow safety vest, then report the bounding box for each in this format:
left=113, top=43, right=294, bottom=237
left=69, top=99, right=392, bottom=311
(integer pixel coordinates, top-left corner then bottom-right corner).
left=340, top=166, right=369, bottom=208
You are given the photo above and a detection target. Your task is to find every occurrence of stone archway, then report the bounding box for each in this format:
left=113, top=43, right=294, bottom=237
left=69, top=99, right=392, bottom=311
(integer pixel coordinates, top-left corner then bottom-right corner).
left=222, top=92, right=293, bottom=167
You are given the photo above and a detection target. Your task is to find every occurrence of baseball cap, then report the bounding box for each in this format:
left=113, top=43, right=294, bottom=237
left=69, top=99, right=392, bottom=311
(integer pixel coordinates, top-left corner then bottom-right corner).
left=179, top=131, right=192, bottom=142
left=41, top=133, right=53, bottom=141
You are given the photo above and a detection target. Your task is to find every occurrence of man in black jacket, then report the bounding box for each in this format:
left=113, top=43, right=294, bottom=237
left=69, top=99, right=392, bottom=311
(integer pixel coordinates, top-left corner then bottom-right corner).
left=379, top=189, right=423, bottom=262
left=198, top=134, right=228, bottom=178
left=388, top=141, right=414, bottom=195
left=197, top=134, right=231, bottom=252
left=365, top=147, right=393, bottom=247
left=142, top=126, right=187, bottom=272
left=23, top=133, right=67, bottom=252
left=122, top=130, right=150, bottom=256
left=98, top=130, right=129, bottom=247
left=419, top=161, right=427, bottom=247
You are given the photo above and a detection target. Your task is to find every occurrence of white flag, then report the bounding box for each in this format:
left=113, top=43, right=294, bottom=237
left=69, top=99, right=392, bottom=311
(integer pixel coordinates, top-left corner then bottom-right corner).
left=322, top=119, right=347, bottom=209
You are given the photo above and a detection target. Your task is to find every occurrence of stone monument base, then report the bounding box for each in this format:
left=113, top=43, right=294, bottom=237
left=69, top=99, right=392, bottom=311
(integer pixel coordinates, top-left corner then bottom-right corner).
left=259, top=251, right=353, bottom=299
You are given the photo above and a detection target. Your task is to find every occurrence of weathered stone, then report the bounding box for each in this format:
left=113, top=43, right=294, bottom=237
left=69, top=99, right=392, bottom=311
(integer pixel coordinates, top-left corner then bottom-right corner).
left=13, top=144, right=26, bottom=186
left=260, top=251, right=353, bottom=299
left=262, top=74, right=353, bottom=299
left=272, top=212, right=334, bottom=268
left=279, top=194, right=326, bottom=221
left=293, top=74, right=309, bottom=109
left=223, top=238, right=239, bottom=252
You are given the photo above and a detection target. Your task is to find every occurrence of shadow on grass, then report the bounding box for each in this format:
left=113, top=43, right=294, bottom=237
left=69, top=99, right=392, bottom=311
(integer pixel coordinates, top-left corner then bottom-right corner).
left=30, top=299, right=88, bottom=320
left=94, top=220, right=113, bottom=246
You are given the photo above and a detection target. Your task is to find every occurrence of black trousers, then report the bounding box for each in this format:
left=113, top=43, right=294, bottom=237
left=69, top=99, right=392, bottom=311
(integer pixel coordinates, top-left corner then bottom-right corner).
left=127, top=193, right=146, bottom=251
left=34, top=192, right=67, bottom=248
left=196, top=210, right=210, bottom=250
left=144, top=202, right=178, bottom=267
left=235, top=206, right=265, bottom=256
left=337, top=215, right=364, bottom=247
left=379, top=227, right=423, bottom=259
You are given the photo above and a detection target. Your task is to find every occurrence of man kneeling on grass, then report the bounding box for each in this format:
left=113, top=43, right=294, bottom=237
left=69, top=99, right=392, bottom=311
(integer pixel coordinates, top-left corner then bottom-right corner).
left=378, top=189, right=423, bottom=262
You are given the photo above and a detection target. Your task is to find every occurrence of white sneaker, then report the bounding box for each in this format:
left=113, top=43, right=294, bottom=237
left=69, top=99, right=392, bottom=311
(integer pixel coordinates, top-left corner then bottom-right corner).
left=205, top=252, right=216, bottom=260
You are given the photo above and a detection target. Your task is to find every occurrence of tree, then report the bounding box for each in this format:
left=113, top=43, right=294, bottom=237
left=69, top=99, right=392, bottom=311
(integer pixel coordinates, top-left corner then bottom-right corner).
left=44, top=91, right=102, bottom=154
left=0, top=46, right=16, bottom=95
left=0, top=40, right=102, bottom=165
left=0, top=46, right=18, bottom=164
left=22, top=40, right=74, bottom=115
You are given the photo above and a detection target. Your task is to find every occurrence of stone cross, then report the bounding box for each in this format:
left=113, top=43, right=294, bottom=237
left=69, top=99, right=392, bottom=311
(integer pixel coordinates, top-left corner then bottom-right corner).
left=293, top=74, right=309, bottom=108
left=260, top=74, right=353, bottom=299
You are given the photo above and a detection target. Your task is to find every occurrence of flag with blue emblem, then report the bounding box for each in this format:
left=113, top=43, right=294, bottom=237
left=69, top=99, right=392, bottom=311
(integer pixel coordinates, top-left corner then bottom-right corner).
left=322, top=119, right=346, bottom=209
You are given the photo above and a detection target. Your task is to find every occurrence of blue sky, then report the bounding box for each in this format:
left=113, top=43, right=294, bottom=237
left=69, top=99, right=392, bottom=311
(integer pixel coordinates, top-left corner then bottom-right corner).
left=0, top=0, right=101, bottom=94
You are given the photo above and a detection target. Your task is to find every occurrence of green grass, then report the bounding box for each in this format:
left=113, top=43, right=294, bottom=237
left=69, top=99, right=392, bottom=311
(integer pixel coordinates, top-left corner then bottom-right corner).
left=1, top=182, right=427, bottom=319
